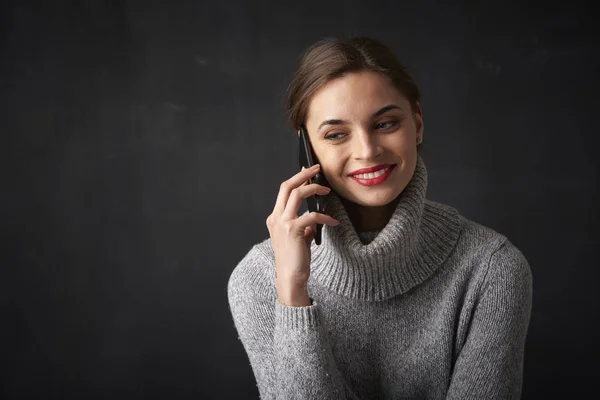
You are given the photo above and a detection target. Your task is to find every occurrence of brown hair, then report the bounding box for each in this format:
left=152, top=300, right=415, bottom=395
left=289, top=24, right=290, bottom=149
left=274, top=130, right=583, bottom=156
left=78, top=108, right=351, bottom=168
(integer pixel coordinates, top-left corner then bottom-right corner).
left=286, top=36, right=421, bottom=131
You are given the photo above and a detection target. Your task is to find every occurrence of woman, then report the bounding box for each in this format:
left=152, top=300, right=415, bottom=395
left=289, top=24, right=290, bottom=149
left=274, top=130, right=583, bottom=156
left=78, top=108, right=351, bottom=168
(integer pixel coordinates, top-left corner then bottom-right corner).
left=228, top=36, right=532, bottom=399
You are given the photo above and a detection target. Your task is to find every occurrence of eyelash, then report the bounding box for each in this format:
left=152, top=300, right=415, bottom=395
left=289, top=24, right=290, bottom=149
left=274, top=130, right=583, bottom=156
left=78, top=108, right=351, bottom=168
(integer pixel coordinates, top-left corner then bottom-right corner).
left=325, top=120, right=399, bottom=141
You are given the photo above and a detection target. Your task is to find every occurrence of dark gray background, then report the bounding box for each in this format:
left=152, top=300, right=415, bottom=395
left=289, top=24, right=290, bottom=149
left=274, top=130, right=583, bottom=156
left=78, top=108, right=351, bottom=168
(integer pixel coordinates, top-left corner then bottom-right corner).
left=1, top=0, right=598, bottom=398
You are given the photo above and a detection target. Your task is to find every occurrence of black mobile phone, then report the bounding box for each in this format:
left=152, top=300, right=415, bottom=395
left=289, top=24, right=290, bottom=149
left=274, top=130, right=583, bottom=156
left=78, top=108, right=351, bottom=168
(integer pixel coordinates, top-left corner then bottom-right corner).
left=298, top=125, right=329, bottom=245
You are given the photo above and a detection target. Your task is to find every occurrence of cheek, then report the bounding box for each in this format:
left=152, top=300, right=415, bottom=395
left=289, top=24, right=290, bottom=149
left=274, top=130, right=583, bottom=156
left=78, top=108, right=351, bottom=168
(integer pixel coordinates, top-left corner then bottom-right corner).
left=392, top=125, right=418, bottom=148
left=314, top=147, right=336, bottom=166
left=319, top=162, right=345, bottom=186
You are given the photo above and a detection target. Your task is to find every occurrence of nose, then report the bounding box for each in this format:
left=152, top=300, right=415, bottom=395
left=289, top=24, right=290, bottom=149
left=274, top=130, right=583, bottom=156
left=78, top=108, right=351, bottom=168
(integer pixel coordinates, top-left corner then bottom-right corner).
left=352, top=128, right=382, bottom=161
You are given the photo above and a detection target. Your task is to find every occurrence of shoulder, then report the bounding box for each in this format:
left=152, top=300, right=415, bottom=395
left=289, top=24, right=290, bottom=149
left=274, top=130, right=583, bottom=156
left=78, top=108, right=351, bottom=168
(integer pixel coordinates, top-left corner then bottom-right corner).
left=461, top=211, right=531, bottom=299
left=459, top=212, right=531, bottom=279
left=458, top=214, right=533, bottom=320
left=423, top=199, right=505, bottom=263
left=425, top=199, right=532, bottom=288
left=426, top=198, right=510, bottom=256
left=484, top=236, right=532, bottom=297
left=227, top=238, right=277, bottom=304
left=425, top=199, right=504, bottom=246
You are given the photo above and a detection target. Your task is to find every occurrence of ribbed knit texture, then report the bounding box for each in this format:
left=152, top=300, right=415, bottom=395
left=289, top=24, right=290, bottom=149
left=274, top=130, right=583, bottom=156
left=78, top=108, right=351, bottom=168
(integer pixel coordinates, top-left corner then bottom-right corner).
left=228, top=156, right=533, bottom=399
left=309, top=157, right=461, bottom=302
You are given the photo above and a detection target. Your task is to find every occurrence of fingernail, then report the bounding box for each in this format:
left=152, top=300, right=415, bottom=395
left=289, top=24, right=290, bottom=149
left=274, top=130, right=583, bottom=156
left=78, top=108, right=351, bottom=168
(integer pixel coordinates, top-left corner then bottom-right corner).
left=312, top=164, right=320, bottom=169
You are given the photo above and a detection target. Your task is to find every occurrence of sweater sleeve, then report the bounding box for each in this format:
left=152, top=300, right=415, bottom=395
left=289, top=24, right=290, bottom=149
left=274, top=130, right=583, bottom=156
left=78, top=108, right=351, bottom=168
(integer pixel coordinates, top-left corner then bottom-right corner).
left=446, top=240, right=533, bottom=400
left=227, top=246, right=356, bottom=400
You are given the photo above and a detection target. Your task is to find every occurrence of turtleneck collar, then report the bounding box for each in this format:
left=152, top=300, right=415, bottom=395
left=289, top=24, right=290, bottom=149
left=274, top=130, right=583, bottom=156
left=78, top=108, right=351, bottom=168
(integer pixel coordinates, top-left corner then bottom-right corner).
left=309, top=156, right=461, bottom=301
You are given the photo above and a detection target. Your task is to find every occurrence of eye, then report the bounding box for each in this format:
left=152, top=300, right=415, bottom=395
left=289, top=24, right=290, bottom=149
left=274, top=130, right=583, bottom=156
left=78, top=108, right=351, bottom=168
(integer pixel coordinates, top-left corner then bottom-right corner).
left=324, top=132, right=346, bottom=141
left=376, top=120, right=398, bottom=130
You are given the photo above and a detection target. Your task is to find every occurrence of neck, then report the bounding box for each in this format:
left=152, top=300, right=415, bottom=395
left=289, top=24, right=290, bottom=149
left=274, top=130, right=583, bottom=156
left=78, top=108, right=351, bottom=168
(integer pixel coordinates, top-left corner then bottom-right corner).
left=341, top=195, right=401, bottom=232
left=306, top=155, right=462, bottom=301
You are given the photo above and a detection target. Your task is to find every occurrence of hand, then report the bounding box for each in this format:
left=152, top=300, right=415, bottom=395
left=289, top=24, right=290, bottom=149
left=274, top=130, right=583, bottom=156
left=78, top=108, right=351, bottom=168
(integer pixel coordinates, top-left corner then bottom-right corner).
left=265, top=164, right=340, bottom=306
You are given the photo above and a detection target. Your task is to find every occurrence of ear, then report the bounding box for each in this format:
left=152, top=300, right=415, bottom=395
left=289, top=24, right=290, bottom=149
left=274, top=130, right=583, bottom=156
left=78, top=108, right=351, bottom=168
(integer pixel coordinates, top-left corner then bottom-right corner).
left=414, top=101, right=424, bottom=143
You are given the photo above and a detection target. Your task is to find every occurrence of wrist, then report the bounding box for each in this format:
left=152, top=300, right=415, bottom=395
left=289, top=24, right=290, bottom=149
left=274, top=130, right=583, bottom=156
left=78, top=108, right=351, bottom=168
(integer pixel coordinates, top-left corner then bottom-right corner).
left=276, top=281, right=312, bottom=307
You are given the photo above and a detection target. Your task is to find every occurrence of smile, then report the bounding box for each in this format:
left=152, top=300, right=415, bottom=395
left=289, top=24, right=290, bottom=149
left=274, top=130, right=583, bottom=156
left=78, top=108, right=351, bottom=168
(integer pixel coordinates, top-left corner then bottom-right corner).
left=349, top=165, right=396, bottom=186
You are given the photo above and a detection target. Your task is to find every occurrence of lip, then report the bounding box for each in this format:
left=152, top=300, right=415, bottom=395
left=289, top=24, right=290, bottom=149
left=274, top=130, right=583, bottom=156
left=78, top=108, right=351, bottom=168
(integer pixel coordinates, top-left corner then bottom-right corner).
left=349, top=164, right=396, bottom=187
left=348, top=163, right=395, bottom=176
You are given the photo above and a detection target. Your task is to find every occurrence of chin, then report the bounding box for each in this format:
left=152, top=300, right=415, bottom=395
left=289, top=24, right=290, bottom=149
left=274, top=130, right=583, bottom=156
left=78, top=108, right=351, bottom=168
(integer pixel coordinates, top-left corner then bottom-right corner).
left=338, top=187, right=403, bottom=208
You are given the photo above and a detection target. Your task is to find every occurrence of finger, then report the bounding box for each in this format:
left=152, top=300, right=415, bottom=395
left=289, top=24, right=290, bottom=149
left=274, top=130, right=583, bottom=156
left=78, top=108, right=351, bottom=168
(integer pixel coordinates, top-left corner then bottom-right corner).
left=272, top=164, right=321, bottom=216
left=303, top=225, right=314, bottom=245
left=281, top=183, right=331, bottom=221
left=294, top=211, right=340, bottom=232
left=299, top=167, right=309, bottom=187
left=304, top=223, right=317, bottom=245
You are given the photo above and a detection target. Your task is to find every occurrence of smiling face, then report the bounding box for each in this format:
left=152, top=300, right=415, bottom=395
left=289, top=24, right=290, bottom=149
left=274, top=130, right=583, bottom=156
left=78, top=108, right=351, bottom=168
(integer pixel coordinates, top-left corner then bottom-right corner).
left=304, top=70, right=423, bottom=208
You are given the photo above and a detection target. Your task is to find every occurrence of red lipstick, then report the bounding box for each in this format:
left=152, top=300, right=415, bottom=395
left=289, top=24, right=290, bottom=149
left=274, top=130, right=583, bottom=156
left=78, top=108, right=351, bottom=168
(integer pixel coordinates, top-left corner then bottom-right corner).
left=348, top=164, right=393, bottom=176
left=349, top=164, right=396, bottom=187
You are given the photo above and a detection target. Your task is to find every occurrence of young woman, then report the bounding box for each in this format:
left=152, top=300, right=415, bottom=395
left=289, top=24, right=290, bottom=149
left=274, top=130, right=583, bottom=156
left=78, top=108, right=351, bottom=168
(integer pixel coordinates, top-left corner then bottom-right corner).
left=228, top=36, right=532, bottom=399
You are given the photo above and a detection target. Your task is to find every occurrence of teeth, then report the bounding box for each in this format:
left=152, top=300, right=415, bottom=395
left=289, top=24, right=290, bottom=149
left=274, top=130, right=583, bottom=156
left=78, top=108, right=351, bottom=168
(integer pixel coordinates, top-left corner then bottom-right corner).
left=353, top=167, right=389, bottom=179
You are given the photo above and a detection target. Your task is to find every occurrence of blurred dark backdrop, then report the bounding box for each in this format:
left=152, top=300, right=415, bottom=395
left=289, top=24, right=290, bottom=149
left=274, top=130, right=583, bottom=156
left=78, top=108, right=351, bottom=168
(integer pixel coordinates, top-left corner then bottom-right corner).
left=1, top=0, right=598, bottom=398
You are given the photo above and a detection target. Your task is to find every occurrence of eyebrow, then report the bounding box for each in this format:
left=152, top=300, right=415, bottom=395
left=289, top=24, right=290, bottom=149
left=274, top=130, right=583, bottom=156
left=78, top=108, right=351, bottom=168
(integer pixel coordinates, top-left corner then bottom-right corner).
left=317, top=104, right=403, bottom=132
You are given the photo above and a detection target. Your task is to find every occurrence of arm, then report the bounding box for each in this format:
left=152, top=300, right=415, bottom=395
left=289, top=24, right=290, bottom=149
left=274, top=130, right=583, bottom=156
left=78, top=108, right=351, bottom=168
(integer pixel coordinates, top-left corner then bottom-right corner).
left=227, top=248, right=356, bottom=400
left=446, top=240, right=533, bottom=399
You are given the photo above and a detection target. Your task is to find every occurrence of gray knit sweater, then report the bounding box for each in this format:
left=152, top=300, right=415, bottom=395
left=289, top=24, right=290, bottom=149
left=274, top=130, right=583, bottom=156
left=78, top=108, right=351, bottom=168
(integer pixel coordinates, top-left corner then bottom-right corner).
left=227, top=157, right=532, bottom=399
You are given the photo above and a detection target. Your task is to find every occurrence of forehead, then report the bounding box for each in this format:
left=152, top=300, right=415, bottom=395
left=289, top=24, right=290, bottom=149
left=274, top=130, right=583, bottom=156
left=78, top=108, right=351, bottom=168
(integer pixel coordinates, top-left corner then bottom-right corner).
left=306, top=71, right=409, bottom=123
